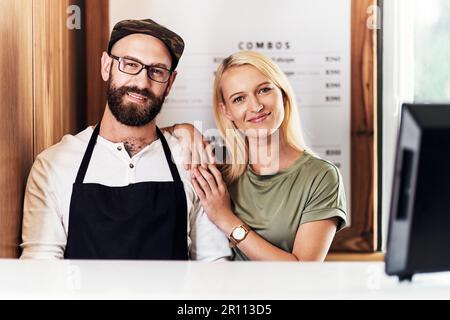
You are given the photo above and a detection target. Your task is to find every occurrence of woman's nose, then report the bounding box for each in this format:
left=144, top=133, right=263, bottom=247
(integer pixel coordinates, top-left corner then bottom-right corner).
left=251, top=103, right=264, bottom=113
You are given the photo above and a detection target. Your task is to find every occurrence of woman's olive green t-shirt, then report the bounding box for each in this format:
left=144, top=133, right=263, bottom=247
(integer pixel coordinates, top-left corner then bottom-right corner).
left=228, top=151, right=347, bottom=261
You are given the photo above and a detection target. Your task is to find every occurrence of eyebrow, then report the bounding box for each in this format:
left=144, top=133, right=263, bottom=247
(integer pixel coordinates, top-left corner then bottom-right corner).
left=122, top=55, right=144, bottom=64
left=122, top=55, right=170, bottom=69
left=152, top=63, right=170, bottom=69
left=228, top=82, right=272, bottom=100
left=229, top=91, right=244, bottom=100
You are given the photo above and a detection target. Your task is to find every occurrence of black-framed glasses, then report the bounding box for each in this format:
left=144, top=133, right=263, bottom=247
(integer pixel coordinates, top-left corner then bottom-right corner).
left=110, top=54, right=172, bottom=83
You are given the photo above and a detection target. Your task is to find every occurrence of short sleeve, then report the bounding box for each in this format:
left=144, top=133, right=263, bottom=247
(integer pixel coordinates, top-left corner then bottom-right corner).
left=300, top=163, right=347, bottom=232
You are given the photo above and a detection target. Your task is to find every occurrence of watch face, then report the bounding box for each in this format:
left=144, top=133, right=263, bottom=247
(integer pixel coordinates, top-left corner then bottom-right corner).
left=232, top=227, right=246, bottom=241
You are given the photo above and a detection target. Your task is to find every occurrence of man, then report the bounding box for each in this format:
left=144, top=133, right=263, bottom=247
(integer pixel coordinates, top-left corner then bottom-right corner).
left=20, top=19, right=231, bottom=260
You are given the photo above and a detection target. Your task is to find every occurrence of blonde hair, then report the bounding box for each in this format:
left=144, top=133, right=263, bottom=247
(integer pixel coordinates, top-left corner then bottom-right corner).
left=213, top=51, right=311, bottom=184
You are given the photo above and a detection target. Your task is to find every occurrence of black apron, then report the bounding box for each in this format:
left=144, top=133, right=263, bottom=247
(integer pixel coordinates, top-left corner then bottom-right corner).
left=64, top=124, right=188, bottom=260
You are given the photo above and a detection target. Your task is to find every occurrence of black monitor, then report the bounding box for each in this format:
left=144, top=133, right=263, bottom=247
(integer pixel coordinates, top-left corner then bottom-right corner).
left=385, top=103, right=450, bottom=281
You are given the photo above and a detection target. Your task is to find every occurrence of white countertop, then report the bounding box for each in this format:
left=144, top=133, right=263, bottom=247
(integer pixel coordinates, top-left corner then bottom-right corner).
left=2, top=259, right=450, bottom=299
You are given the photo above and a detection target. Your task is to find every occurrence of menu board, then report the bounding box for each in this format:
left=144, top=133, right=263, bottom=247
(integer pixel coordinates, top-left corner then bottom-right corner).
left=110, top=0, right=351, bottom=201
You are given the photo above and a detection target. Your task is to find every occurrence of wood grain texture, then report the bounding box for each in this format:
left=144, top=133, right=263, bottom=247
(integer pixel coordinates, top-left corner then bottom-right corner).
left=85, top=0, right=109, bottom=126
left=331, top=0, right=378, bottom=252
left=326, top=252, right=384, bottom=262
left=0, top=0, right=34, bottom=258
left=0, top=0, right=87, bottom=258
left=33, top=0, right=85, bottom=156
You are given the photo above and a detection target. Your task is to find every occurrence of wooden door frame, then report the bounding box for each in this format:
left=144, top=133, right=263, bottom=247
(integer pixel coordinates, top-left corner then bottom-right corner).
left=331, top=0, right=379, bottom=252
left=84, top=0, right=110, bottom=126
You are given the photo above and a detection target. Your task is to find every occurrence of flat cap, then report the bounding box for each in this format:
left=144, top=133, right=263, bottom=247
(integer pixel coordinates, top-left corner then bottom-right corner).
left=108, top=19, right=185, bottom=70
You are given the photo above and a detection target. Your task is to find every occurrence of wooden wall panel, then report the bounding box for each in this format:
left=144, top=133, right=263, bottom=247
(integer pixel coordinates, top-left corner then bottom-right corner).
left=0, top=0, right=34, bottom=258
left=33, top=0, right=85, bottom=156
left=331, top=0, right=378, bottom=252
left=0, top=0, right=91, bottom=258
left=85, top=0, right=109, bottom=126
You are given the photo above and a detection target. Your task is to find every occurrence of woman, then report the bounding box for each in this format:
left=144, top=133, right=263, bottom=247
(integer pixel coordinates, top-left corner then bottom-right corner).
left=177, top=51, right=347, bottom=261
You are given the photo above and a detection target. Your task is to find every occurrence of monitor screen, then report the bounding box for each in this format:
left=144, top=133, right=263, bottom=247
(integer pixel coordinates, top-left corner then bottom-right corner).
left=385, top=103, right=450, bottom=281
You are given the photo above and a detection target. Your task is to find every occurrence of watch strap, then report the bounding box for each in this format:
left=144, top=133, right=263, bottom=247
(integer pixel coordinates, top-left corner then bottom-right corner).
left=229, top=224, right=251, bottom=248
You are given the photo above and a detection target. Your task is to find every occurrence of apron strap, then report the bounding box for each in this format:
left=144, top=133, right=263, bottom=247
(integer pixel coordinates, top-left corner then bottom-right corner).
left=75, top=123, right=100, bottom=184
left=157, top=127, right=182, bottom=183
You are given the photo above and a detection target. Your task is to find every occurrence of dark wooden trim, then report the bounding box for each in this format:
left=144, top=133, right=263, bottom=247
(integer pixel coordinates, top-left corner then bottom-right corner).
left=376, top=0, right=384, bottom=251
left=84, top=0, right=109, bottom=126
left=331, top=0, right=377, bottom=252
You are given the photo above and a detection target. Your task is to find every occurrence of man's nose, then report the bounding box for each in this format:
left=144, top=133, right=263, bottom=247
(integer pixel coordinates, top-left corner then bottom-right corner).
left=131, top=68, right=152, bottom=87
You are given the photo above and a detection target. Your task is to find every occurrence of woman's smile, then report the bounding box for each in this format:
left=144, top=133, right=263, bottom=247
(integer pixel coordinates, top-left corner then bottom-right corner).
left=247, top=112, right=272, bottom=123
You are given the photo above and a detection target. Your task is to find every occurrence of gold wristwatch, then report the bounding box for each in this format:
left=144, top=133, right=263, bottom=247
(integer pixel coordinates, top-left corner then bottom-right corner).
left=229, top=224, right=251, bottom=248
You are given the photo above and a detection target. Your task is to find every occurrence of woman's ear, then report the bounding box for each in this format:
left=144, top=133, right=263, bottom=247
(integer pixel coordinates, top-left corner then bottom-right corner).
left=101, top=52, right=113, bottom=82
left=220, top=102, right=233, bottom=121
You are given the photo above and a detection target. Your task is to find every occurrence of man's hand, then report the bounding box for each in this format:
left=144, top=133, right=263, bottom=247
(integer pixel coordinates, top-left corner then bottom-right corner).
left=172, top=123, right=216, bottom=170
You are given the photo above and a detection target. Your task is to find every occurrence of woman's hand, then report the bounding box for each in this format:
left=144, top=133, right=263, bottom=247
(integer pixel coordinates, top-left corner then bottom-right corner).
left=191, top=164, right=233, bottom=226
left=171, top=123, right=215, bottom=170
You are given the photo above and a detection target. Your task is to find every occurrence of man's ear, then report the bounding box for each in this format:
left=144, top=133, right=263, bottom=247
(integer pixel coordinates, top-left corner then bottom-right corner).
left=220, top=102, right=233, bottom=121
left=164, top=71, right=178, bottom=97
left=101, top=52, right=113, bottom=82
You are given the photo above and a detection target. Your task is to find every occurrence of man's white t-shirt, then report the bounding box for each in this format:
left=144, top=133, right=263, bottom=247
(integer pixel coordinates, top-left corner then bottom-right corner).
left=20, top=126, right=231, bottom=260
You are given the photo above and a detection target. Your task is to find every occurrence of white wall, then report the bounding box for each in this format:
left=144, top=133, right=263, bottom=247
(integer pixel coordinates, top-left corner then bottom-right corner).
left=109, top=0, right=352, bottom=212
left=110, top=0, right=179, bottom=31
left=381, top=0, right=415, bottom=249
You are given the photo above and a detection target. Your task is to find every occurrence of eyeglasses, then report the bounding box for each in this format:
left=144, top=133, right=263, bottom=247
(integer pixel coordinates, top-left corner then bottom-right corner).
left=109, top=54, right=172, bottom=83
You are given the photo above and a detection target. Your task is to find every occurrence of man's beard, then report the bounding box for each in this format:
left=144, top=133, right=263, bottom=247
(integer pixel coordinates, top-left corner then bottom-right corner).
left=106, top=79, right=167, bottom=127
